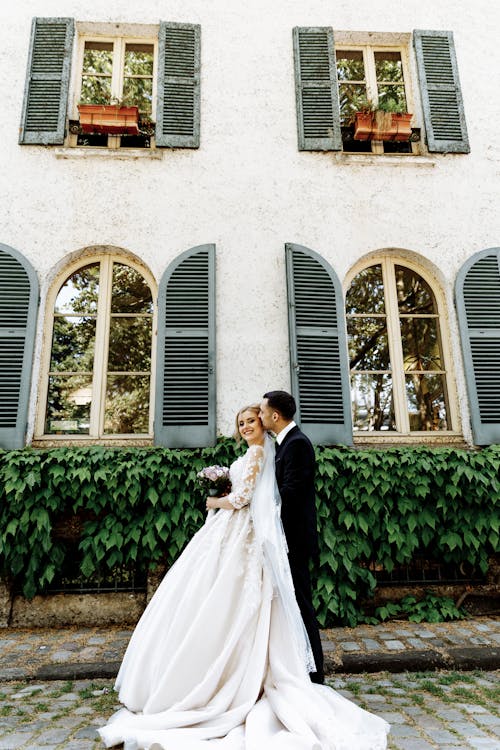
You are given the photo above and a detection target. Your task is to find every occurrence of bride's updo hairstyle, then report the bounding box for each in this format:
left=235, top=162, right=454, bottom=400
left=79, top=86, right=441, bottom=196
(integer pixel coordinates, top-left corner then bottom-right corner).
left=234, top=404, right=262, bottom=443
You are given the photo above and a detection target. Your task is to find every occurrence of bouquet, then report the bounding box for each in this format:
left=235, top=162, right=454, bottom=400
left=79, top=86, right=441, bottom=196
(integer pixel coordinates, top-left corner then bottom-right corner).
left=197, top=465, right=231, bottom=496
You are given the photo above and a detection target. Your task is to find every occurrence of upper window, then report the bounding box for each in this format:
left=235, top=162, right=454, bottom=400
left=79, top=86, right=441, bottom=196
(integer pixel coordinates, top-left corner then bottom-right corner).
left=336, top=46, right=414, bottom=154
left=39, top=257, right=155, bottom=438
left=75, top=36, right=156, bottom=149
left=20, top=18, right=201, bottom=150
left=346, top=259, right=452, bottom=434
left=293, top=27, right=469, bottom=155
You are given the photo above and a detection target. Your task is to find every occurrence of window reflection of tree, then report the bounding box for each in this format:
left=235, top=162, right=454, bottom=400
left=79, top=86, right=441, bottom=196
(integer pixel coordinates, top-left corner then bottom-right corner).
left=347, top=262, right=449, bottom=433
left=46, top=262, right=153, bottom=436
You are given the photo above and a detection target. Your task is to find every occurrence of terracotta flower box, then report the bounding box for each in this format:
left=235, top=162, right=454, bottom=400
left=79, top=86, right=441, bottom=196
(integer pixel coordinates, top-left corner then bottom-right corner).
left=354, top=111, right=413, bottom=142
left=77, top=104, right=140, bottom=135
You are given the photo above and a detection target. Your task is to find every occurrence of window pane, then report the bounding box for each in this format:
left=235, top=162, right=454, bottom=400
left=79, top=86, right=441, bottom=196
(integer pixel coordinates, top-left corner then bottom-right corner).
left=348, top=317, right=390, bottom=371
left=339, top=83, right=369, bottom=125
left=104, top=374, right=150, bottom=434
left=55, top=264, right=100, bottom=315
left=83, top=42, right=113, bottom=75
left=346, top=265, right=385, bottom=314
left=45, top=375, right=93, bottom=434
left=374, top=51, right=404, bottom=82
left=406, top=374, right=449, bottom=431
left=108, top=318, right=152, bottom=371
left=111, top=264, right=153, bottom=313
left=80, top=76, right=112, bottom=105
left=351, top=373, right=395, bottom=431
left=400, top=318, right=443, bottom=371
left=336, top=51, right=365, bottom=81
left=124, top=44, right=154, bottom=76
left=81, top=42, right=113, bottom=104
left=122, top=77, right=153, bottom=115
left=377, top=84, right=407, bottom=112
left=395, top=266, right=436, bottom=314
left=50, top=317, right=96, bottom=372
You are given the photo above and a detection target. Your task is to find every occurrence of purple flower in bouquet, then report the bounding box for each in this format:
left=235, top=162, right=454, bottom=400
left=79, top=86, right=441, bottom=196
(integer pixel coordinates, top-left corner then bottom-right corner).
left=197, top=465, right=231, bottom=496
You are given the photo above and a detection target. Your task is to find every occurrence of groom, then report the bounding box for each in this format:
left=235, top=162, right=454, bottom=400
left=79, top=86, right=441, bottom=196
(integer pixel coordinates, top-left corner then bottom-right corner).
left=259, top=390, right=324, bottom=684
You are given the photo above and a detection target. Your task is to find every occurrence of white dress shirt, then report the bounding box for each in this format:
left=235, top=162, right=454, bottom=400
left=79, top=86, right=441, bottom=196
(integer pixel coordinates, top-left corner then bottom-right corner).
left=275, top=420, right=297, bottom=445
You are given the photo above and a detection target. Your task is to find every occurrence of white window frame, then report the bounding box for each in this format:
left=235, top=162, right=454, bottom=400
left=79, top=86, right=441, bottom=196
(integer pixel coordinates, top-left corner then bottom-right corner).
left=345, top=254, right=461, bottom=442
left=35, top=254, right=157, bottom=442
left=336, top=39, right=418, bottom=155
left=70, top=29, right=158, bottom=149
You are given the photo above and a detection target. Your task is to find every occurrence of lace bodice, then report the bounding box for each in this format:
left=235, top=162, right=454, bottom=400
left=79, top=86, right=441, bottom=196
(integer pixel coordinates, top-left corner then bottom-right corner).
left=226, top=444, right=265, bottom=510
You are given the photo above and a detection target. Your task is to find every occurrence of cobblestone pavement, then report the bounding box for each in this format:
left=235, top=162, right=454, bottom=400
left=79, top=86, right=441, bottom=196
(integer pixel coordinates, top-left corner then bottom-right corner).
left=0, top=670, right=498, bottom=749
left=0, top=617, right=499, bottom=681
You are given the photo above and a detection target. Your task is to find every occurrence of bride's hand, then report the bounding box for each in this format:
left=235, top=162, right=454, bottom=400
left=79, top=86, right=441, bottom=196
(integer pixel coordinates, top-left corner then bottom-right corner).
left=206, top=496, right=220, bottom=510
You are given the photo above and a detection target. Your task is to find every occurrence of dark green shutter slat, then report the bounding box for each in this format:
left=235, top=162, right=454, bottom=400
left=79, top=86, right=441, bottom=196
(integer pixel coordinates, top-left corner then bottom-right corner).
left=285, top=244, right=352, bottom=445
left=20, top=17, right=74, bottom=145
left=0, top=245, right=39, bottom=448
left=414, top=30, right=469, bottom=153
left=156, top=22, right=200, bottom=148
left=456, top=248, right=500, bottom=445
left=155, top=244, right=215, bottom=447
left=293, top=27, right=342, bottom=151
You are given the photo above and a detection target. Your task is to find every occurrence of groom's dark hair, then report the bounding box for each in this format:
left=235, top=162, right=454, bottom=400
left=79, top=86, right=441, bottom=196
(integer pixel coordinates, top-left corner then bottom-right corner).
left=263, top=390, right=296, bottom=421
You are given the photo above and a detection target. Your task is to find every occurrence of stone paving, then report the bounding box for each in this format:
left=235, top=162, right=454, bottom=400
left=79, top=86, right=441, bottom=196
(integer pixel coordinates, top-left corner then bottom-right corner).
left=0, top=617, right=499, bottom=681
left=0, top=670, right=498, bottom=749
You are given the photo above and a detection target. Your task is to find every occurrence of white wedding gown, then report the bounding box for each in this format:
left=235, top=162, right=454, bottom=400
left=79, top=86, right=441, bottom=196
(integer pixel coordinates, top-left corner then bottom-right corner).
left=99, top=442, right=389, bottom=750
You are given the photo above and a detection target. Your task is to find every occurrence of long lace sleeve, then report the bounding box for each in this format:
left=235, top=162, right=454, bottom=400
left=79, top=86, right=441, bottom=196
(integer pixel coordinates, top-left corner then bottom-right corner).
left=227, top=444, right=265, bottom=510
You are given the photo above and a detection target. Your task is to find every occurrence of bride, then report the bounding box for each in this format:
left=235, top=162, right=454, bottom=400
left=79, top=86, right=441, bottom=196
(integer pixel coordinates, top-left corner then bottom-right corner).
left=99, top=405, right=389, bottom=750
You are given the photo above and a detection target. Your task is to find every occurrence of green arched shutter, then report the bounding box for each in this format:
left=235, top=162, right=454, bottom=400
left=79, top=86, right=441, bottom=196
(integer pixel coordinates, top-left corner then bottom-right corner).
left=155, top=22, right=201, bottom=148
left=155, top=245, right=215, bottom=447
left=19, top=17, right=74, bottom=145
left=285, top=243, right=352, bottom=445
left=292, top=27, right=342, bottom=151
left=413, top=30, right=469, bottom=154
left=0, top=245, right=39, bottom=449
left=456, top=248, right=500, bottom=445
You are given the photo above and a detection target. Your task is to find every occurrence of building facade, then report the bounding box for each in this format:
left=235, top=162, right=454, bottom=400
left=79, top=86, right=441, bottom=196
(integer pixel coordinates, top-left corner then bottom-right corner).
left=0, top=0, right=499, bottom=451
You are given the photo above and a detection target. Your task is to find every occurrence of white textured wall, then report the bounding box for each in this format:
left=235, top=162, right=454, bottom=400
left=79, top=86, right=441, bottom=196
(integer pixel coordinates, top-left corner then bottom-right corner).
left=1, top=1, right=499, bottom=440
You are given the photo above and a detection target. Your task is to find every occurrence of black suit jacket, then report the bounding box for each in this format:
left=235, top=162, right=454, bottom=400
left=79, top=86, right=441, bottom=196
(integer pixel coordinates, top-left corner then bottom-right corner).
left=275, top=425, right=319, bottom=563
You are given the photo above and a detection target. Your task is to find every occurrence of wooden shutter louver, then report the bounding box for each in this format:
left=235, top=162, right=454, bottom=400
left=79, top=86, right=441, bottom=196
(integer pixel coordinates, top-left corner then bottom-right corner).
left=0, top=245, right=39, bottom=448
left=19, top=17, right=74, bottom=145
left=155, top=245, right=215, bottom=447
left=292, top=27, right=342, bottom=151
left=156, top=22, right=200, bottom=148
left=414, top=30, right=469, bottom=153
left=286, top=244, right=352, bottom=445
left=456, top=249, right=500, bottom=445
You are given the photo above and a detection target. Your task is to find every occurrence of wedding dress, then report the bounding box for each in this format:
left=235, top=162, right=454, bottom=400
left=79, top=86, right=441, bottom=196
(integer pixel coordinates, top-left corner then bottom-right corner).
left=99, top=436, right=389, bottom=750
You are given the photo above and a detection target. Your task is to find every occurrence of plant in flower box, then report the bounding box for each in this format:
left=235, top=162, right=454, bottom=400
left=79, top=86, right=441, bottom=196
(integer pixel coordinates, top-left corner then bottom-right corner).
left=351, top=96, right=413, bottom=142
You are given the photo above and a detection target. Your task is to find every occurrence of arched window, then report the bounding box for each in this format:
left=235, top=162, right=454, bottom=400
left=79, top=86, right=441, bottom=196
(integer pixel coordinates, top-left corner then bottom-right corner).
left=39, top=256, right=155, bottom=438
left=346, top=258, right=453, bottom=434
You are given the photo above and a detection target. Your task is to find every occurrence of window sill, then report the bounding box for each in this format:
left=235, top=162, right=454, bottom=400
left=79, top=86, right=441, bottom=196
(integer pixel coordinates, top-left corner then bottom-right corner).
left=353, top=432, right=468, bottom=448
left=54, top=147, right=164, bottom=160
left=32, top=436, right=154, bottom=448
left=333, top=153, right=436, bottom=168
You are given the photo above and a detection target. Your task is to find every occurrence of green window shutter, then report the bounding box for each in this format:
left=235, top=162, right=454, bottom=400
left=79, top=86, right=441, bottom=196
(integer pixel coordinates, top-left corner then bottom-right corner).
left=292, top=27, right=342, bottom=151
left=285, top=243, right=352, bottom=445
left=19, top=17, right=74, bottom=145
left=0, top=244, right=39, bottom=449
left=413, top=30, right=469, bottom=154
left=155, top=22, right=201, bottom=148
left=456, top=248, right=500, bottom=445
left=155, top=244, right=215, bottom=447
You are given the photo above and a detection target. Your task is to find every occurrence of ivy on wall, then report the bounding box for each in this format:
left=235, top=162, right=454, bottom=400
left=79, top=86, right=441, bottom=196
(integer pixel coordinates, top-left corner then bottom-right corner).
left=0, top=442, right=498, bottom=626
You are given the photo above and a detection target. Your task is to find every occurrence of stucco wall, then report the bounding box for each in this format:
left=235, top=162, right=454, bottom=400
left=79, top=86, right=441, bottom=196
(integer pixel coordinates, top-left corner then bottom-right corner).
left=0, top=1, right=499, bottom=441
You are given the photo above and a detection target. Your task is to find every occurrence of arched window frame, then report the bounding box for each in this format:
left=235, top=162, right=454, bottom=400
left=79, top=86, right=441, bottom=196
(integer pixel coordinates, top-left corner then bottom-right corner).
left=344, top=253, right=460, bottom=441
left=35, top=252, right=157, bottom=443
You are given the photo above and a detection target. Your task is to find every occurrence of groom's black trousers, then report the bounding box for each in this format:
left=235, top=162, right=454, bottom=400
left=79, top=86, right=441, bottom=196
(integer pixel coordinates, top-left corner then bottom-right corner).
left=288, top=554, right=324, bottom=683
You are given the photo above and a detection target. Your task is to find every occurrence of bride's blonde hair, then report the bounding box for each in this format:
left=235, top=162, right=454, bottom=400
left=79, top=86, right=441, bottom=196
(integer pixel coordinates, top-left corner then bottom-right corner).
left=234, top=404, right=261, bottom=443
